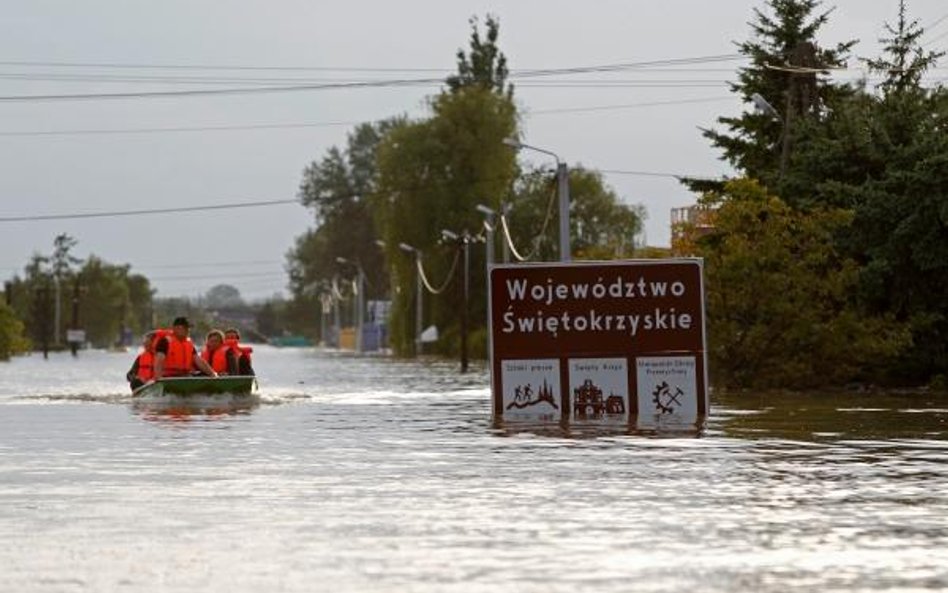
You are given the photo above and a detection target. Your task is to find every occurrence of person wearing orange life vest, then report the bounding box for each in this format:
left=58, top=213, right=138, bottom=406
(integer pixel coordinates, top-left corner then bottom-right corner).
left=154, top=317, right=217, bottom=379
left=126, top=331, right=158, bottom=391
left=200, top=329, right=238, bottom=375
left=224, top=327, right=254, bottom=376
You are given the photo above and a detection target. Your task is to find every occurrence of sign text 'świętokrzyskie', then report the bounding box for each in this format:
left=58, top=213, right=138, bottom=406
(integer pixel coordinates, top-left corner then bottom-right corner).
left=490, top=259, right=708, bottom=429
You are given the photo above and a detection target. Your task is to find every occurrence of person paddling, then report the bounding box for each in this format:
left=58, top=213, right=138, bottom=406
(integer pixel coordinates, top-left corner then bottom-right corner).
left=154, top=317, right=218, bottom=379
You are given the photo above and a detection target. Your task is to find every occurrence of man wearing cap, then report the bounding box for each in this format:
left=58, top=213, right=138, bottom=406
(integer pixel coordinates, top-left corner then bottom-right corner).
left=154, top=317, right=218, bottom=379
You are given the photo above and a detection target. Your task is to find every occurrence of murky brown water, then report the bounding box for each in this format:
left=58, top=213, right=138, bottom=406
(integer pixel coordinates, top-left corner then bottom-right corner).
left=1, top=347, right=946, bottom=592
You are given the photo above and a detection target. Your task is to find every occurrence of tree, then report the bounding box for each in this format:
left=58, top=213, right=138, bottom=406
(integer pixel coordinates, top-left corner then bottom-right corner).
left=505, top=166, right=644, bottom=262
left=446, top=15, right=511, bottom=96
left=374, top=15, right=518, bottom=356
left=784, top=1, right=948, bottom=383
left=864, top=0, right=943, bottom=95
left=77, top=257, right=129, bottom=347
left=678, top=179, right=908, bottom=389
left=126, top=273, right=154, bottom=334
left=0, top=300, right=29, bottom=361
left=51, top=234, right=81, bottom=280
left=287, top=119, right=399, bottom=334
left=688, top=0, right=854, bottom=198
left=205, top=284, right=244, bottom=309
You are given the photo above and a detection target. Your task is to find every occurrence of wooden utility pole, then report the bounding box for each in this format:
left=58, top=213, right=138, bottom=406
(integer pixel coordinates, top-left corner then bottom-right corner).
left=780, top=41, right=819, bottom=179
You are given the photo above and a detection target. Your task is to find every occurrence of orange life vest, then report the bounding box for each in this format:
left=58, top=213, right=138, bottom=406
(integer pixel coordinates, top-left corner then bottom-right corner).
left=200, top=345, right=230, bottom=374
left=136, top=351, right=155, bottom=382
left=225, top=338, right=252, bottom=361
left=162, top=335, right=194, bottom=377
left=150, top=329, right=173, bottom=351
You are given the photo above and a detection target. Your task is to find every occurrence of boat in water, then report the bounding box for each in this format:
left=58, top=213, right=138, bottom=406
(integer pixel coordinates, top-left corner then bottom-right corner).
left=131, top=375, right=259, bottom=414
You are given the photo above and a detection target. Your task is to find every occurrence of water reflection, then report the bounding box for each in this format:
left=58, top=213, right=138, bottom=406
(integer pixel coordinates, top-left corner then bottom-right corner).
left=713, top=390, right=948, bottom=441
left=131, top=398, right=261, bottom=423
left=491, top=419, right=706, bottom=439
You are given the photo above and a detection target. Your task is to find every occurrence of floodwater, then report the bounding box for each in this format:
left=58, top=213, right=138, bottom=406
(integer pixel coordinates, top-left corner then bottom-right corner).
left=1, top=347, right=946, bottom=593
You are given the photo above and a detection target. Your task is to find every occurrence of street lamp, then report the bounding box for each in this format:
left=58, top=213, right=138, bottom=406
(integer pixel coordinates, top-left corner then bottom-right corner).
left=504, top=137, right=571, bottom=262
left=442, top=229, right=472, bottom=373
left=335, top=257, right=365, bottom=354
left=398, top=242, right=423, bottom=357
left=750, top=92, right=790, bottom=179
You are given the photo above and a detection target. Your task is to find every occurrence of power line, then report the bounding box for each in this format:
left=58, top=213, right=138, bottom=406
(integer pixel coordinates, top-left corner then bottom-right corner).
left=134, top=259, right=284, bottom=270
left=923, top=29, right=948, bottom=48
left=0, top=54, right=744, bottom=102
left=0, top=97, right=732, bottom=137
left=531, top=96, right=733, bottom=115
left=0, top=80, right=731, bottom=103
left=928, top=11, right=948, bottom=34
left=0, top=199, right=299, bottom=223
left=599, top=168, right=719, bottom=180
left=0, top=68, right=749, bottom=85
left=0, top=77, right=446, bottom=102
left=0, top=54, right=744, bottom=73
left=149, top=271, right=286, bottom=281
left=0, top=120, right=363, bottom=137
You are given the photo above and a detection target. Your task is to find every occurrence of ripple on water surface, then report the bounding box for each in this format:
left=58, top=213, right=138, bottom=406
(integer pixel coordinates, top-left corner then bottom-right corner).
left=1, top=347, right=947, bottom=592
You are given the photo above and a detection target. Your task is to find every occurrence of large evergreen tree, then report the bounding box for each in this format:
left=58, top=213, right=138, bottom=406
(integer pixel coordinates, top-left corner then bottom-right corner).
left=842, top=1, right=948, bottom=381
left=688, top=0, right=854, bottom=196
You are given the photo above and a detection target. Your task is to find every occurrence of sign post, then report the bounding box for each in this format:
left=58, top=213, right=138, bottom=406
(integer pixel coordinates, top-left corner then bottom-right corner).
left=489, top=259, right=708, bottom=430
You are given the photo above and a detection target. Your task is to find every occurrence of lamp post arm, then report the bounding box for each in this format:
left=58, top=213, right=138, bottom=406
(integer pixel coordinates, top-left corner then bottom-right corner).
left=517, top=142, right=561, bottom=165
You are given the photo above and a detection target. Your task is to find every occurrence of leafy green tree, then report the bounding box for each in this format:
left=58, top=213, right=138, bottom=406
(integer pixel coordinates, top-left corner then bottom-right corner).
left=78, top=257, right=131, bottom=347
left=505, top=166, right=644, bottom=262
left=446, top=15, right=511, bottom=95
left=287, top=119, right=399, bottom=337
left=680, top=179, right=908, bottom=389
left=205, top=284, right=244, bottom=309
left=126, top=273, right=154, bottom=334
left=0, top=300, right=29, bottom=360
left=374, top=16, right=518, bottom=356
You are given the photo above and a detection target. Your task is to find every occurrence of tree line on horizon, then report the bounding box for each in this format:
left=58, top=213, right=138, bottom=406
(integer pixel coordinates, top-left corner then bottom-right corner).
left=0, top=235, right=290, bottom=360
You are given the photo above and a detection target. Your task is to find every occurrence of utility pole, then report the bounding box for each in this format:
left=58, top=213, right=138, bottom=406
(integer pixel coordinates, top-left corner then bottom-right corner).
left=501, top=202, right=511, bottom=264
left=53, top=276, right=61, bottom=347
left=503, top=138, right=571, bottom=262
left=355, top=268, right=365, bottom=354
left=443, top=229, right=471, bottom=374
left=461, top=235, right=470, bottom=373
left=399, top=243, right=423, bottom=357
left=69, top=274, right=81, bottom=357
left=336, top=257, right=366, bottom=354
left=477, top=204, right=497, bottom=367
left=780, top=41, right=818, bottom=180
left=35, top=281, right=51, bottom=359
left=557, top=162, right=571, bottom=262
left=333, top=289, right=341, bottom=348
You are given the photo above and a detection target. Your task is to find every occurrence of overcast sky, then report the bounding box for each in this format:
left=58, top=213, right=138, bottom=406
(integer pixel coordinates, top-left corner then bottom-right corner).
left=1, top=0, right=945, bottom=301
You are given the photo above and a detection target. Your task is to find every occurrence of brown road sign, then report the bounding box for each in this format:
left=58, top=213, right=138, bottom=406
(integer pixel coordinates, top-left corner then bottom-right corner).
left=490, top=259, right=707, bottom=428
